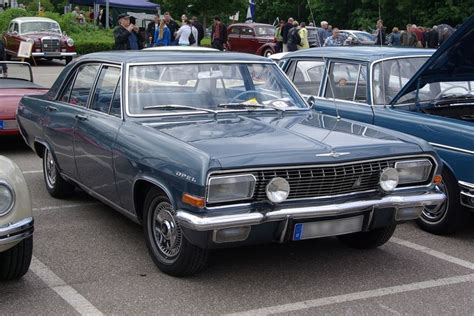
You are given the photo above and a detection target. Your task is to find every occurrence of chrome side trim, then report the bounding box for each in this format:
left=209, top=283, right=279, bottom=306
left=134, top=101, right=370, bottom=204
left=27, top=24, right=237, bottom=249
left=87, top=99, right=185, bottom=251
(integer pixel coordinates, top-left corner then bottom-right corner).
left=459, top=180, right=474, bottom=209
left=0, top=217, right=34, bottom=245
left=429, top=143, right=474, bottom=155
left=177, top=191, right=445, bottom=231
left=459, top=181, right=474, bottom=189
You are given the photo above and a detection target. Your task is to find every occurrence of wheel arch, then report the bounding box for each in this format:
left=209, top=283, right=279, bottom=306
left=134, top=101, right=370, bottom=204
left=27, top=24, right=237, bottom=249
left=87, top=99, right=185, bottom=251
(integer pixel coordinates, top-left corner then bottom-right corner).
left=133, top=177, right=176, bottom=223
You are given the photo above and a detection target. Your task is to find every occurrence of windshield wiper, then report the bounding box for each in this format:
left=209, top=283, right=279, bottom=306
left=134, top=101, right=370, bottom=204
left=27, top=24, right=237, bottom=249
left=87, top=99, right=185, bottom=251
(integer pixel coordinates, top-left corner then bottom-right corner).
left=143, top=104, right=217, bottom=114
left=217, top=102, right=286, bottom=112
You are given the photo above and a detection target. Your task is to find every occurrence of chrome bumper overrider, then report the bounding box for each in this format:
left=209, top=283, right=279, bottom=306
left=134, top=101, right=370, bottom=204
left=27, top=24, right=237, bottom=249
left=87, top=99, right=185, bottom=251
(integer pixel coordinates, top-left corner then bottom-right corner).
left=177, top=192, right=446, bottom=231
left=0, top=217, right=34, bottom=245
left=459, top=181, right=474, bottom=209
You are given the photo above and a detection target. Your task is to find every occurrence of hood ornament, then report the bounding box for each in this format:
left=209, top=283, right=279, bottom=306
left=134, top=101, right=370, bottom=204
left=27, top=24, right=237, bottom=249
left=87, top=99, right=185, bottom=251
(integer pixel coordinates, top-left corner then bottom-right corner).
left=316, top=151, right=350, bottom=158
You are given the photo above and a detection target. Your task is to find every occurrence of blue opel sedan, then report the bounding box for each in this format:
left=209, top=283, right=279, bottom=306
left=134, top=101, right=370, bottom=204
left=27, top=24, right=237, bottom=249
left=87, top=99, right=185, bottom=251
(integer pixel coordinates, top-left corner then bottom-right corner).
left=17, top=51, right=445, bottom=276
left=279, top=17, right=474, bottom=235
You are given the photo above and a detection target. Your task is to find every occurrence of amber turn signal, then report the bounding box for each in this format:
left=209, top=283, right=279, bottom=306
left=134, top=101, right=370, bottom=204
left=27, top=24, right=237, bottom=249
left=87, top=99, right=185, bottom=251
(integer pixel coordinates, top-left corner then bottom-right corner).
left=433, top=175, right=443, bottom=185
left=182, top=193, right=205, bottom=208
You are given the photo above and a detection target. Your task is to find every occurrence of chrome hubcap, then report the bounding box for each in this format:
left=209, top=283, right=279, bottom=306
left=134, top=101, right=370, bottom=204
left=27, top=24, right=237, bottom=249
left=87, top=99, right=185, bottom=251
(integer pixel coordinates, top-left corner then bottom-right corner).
left=152, top=202, right=182, bottom=258
left=45, top=150, right=57, bottom=188
left=422, top=180, right=449, bottom=223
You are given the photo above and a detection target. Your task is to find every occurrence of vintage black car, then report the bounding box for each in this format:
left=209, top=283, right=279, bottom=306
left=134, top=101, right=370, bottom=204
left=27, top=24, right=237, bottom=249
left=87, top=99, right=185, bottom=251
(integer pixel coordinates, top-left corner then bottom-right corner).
left=17, top=51, right=445, bottom=276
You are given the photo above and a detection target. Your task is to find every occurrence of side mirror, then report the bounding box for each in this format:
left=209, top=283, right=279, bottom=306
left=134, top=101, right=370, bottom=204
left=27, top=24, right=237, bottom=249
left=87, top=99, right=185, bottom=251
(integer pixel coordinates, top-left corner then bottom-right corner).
left=305, top=95, right=316, bottom=108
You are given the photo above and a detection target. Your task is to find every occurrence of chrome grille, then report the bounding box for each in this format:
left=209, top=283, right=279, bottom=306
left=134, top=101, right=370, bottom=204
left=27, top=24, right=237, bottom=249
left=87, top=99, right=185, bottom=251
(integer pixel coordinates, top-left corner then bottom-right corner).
left=42, top=38, right=60, bottom=53
left=252, top=160, right=394, bottom=200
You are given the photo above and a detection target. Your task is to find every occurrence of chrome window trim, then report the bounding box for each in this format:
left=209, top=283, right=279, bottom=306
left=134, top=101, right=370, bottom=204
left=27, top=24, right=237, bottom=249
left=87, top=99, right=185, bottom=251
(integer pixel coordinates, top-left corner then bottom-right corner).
left=322, top=59, right=368, bottom=101
left=0, top=180, right=15, bottom=217
left=206, top=154, right=439, bottom=205
left=206, top=174, right=257, bottom=204
left=124, top=60, right=308, bottom=118
left=368, top=55, right=433, bottom=106
left=429, top=142, right=474, bottom=155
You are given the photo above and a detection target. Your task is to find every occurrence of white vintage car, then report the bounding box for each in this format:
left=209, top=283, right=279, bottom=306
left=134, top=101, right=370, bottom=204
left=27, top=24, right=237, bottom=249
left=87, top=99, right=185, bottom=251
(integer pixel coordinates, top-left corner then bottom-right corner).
left=0, top=155, right=33, bottom=281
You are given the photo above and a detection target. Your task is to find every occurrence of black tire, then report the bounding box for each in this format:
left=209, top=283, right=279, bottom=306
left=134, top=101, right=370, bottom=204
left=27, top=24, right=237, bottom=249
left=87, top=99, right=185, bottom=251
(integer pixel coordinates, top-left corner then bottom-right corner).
left=0, top=237, right=33, bottom=281
left=263, top=48, right=273, bottom=57
left=143, top=188, right=208, bottom=277
left=65, top=56, right=73, bottom=65
left=43, top=147, right=75, bottom=198
left=416, top=167, right=467, bottom=235
left=338, top=222, right=396, bottom=249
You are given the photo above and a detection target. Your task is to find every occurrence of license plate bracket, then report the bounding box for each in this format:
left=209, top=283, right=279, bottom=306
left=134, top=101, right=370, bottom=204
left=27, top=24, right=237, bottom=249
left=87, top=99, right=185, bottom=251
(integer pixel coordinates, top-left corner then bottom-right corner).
left=293, top=215, right=364, bottom=241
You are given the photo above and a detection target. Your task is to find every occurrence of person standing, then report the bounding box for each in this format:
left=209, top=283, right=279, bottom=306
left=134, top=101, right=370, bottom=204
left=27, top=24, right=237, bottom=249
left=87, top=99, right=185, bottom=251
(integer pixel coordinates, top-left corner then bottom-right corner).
left=287, top=21, right=301, bottom=52
left=298, top=22, right=309, bottom=50
left=427, top=26, right=439, bottom=48
left=113, top=14, right=143, bottom=50
left=176, top=20, right=196, bottom=46
left=317, top=21, right=331, bottom=47
left=153, top=20, right=171, bottom=47
left=146, top=14, right=161, bottom=47
left=164, top=12, right=179, bottom=44
left=0, top=40, right=7, bottom=78
left=191, top=16, right=204, bottom=46
left=274, top=20, right=285, bottom=53
left=401, top=24, right=417, bottom=47
left=211, top=16, right=227, bottom=51
left=323, top=28, right=345, bottom=47
left=281, top=17, right=294, bottom=52
left=375, top=19, right=386, bottom=45
left=388, top=27, right=401, bottom=47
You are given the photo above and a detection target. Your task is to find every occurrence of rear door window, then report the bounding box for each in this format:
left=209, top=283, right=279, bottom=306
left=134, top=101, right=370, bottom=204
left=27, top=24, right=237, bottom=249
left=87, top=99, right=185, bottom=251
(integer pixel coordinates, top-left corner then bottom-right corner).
left=90, top=65, right=121, bottom=114
left=67, top=63, right=100, bottom=107
left=324, top=62, right=367, bottom=102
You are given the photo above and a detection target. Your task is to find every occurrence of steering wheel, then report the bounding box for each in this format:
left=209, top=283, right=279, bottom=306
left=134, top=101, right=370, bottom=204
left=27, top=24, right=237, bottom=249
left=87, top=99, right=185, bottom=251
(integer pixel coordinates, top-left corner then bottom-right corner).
left=229, top=90, right=280, bottom=104
left=435, top=86, right=469, bottom=100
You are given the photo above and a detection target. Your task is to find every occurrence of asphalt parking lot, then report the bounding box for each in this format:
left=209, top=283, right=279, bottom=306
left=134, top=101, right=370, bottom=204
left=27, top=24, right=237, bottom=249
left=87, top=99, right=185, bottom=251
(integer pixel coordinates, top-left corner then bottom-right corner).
left=1, top=62, right=473, bottom=315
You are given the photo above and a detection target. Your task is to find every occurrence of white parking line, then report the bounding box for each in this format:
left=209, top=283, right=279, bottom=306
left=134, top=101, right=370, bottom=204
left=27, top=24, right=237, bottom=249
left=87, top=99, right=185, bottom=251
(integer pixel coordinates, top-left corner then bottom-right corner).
left=22, top=169, right=43, bottom=174
left=33, top=202, right=100, bottom=212
left=227, top=273, right=474, bottom=316
left=390, top=237, right=474, bottom=270
left=30, top=256, right=103, bottom=315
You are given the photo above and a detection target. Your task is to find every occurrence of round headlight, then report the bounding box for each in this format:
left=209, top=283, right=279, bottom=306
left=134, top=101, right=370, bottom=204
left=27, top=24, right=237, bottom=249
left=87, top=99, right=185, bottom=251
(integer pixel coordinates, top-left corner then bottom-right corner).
left=0, top=182, right=15, bottom=216
left=66, top=38, right=75, bottom=47
left=379, top=168, right=399, bottom=192
left=26, top=38, right=34, bottom=44
left=266, top=177, right=290, bottom=203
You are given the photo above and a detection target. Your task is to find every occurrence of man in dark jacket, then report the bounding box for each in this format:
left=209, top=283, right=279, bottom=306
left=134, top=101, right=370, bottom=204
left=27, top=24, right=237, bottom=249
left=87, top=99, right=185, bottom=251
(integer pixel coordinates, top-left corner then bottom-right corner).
left=0, top=40, right=7, bottom=77
left=114, top=14, right=143, bottom=50
left=375, top=19, right=386, bottom=45
left=426, top=26, right=439, bottom=48
left=281, top=17, right=294, bottom=52
left=211, top=16, right=227, bottom=51
left=146, top=14, right=161, bottom=47
left=191, top=16, right=204, bottom=46
left=286, top=21, right=300, bottom=52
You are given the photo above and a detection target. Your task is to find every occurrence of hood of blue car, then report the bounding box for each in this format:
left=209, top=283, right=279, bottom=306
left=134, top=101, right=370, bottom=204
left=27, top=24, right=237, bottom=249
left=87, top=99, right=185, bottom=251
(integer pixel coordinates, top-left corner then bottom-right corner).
left=149, top=113, right=424, bottom=168
left=390, top=15, right=474, bottom=105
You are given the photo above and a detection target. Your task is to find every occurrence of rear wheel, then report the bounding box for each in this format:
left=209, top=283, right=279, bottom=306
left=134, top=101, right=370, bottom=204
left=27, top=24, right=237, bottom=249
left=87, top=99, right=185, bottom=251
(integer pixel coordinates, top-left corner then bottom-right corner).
left=416, top=168, right=467, bottom=234
left=143, top=188, right=208, bottom=276
left=0, top=237, right=33, bottom=281
left=43, top=147, right=75, bottom=198
left=338, top=222, right=396, bottom=249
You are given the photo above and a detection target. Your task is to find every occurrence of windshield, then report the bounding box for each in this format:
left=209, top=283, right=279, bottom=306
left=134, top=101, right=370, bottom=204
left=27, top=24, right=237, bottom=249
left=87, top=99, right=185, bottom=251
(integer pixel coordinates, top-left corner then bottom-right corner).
left=21, top=21, right=61, bottom=34
left=373, top=57, right=474, bottom=105
left=254, top=26, right=275, bottom=37
left=0, top=62, right=32, bottom=81
left=127, top=62, right=307, bottom=115
left=353, top=31, right=375, bottom=41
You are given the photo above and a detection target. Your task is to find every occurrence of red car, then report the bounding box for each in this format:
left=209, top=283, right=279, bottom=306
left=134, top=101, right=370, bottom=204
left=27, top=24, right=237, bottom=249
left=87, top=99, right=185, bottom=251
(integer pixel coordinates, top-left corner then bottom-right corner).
left=0, top=61, right=48, bottom=136
left=226, top=23, right=277, bottom=56
left=3, top=17, right=76, bottom=64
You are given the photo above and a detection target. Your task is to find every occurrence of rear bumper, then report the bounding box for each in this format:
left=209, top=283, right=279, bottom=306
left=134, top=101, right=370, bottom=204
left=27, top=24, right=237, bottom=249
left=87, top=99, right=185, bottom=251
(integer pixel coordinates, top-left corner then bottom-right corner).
left=31, top=52, right=76, bottom=57
left=459, top=181, right=474, bottom=209
left=0, top=217, right=34, bottom=247
left=177, top=191, right=446, bottom=231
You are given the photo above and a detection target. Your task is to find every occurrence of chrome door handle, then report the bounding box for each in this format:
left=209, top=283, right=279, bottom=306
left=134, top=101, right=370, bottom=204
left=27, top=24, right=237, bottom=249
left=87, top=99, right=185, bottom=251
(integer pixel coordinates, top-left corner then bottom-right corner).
left=46, top=105, right=58, bottom=112
left=75, top=114, right=88, bottom=121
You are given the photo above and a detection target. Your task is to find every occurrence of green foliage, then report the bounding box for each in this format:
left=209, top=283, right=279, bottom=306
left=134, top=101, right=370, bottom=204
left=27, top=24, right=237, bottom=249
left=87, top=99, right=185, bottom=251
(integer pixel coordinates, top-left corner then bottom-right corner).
left=72, top=31, right=114, bottom=55
left=0, top=8, right=29, bottom=32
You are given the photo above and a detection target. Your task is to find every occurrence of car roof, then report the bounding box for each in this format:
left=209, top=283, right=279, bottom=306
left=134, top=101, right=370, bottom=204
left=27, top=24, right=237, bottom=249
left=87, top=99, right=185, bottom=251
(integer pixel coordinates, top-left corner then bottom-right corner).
left=143, top=46, right=218, bottom=52
left=281, top=46, right=435, bottom=62
left=12, top=17, right=58, bottom=23
left=79, top=51, right=274, bottom=64
left=228, top=23, right=273, bottom=28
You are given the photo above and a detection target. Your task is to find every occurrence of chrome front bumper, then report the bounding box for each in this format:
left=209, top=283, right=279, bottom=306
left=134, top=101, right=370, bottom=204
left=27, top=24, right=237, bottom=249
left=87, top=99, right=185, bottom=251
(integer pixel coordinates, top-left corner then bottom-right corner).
left=31, top=52, right=76, bottom=57
left=177, top=191, right=446, bottom=231
left=0, top=217, right=34, bottom=245
left=459, top=181, right=474, bottom=209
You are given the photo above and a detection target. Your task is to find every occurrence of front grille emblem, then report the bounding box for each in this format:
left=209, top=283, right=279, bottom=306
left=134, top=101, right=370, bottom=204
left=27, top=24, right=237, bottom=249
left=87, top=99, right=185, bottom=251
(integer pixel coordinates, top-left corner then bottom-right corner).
left=316, top=151, right=350, bottom=158
left=352, top=176, right=362, bottom=188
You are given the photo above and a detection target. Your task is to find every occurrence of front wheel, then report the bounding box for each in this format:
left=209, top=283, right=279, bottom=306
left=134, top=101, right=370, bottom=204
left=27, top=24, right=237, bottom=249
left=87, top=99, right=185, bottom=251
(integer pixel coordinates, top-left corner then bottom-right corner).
left=338, top=222, right=396, bottom=249
left=416, top=168, right=467, bottom=234
left=143, top=188, right=208, bottom=277
left=43, top=147, right=75, bottom=198
left=0, top=237, right=33, bottom=281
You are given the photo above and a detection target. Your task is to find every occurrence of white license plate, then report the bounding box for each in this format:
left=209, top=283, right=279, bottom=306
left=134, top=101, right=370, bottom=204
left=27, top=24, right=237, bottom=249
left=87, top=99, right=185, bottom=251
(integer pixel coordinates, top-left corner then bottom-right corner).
left=293, top=215, right=364, bottom=241
left=0, top=120, right=18, bottom=130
